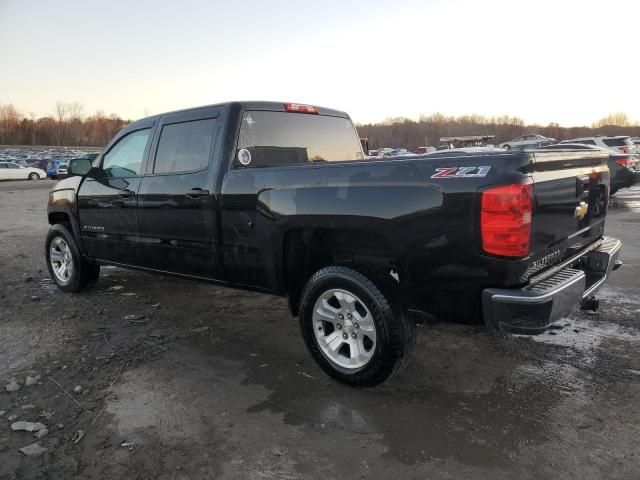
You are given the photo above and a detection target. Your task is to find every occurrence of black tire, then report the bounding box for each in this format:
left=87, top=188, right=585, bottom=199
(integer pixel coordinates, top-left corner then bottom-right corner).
left=29, top=172, right=40, bottom=181
left=299, top=265, right=415, bottom=387
left=45, top=224, right=100, bottom=292
left=503, top=144, right=511, bottom=151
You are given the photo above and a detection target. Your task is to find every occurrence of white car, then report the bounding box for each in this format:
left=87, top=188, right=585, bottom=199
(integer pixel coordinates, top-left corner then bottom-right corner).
left=560, top=136, right=635, bottom=155
left=0, top=161, right=47, bottom=181
left=500, top=134, right=555, bottom=150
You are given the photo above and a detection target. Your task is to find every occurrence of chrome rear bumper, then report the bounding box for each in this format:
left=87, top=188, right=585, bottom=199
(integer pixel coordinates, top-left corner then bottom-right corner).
left=482, top=237, right=622, bottom=334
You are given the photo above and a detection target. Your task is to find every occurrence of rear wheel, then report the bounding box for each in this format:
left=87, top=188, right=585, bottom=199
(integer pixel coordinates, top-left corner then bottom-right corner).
left=28, top=172, right=40, bottom=181
left=503, top=144, right=511, bottom=151
left=45, top=224, right=100, bottom=292
left=299, top=265, right=415, bottom=387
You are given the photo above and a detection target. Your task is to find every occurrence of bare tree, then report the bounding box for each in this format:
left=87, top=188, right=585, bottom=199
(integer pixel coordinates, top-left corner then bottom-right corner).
left=593, top=112, right=632, bottom=128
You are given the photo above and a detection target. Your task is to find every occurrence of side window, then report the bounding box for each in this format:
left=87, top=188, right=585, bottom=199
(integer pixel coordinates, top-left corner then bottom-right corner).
left=102, top=129, right=150, bottom=177
left=153, top=118, right=216, bottom=174
left=236, top=111, right=363, bottom=168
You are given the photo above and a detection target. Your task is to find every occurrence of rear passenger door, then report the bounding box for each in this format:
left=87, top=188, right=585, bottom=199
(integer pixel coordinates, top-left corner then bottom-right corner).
left=136, top=107, right=222, bottom=278
left=221, top=108, right=364, bottom=288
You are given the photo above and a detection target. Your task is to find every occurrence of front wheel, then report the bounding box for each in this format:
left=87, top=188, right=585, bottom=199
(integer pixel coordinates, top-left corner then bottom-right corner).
left=28, top=172, right=40, bottom=181
left=503, top=144, right=511, bottom=151
left=45, top=224, right=100, bottom=292
left=299, top=265, right=415, bottom=387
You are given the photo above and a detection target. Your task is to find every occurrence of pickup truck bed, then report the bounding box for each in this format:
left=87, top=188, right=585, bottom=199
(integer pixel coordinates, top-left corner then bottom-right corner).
left=45, top=101, right=622, bottom=386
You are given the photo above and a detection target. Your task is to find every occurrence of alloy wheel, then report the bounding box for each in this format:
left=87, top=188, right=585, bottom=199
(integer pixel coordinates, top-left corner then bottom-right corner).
left=50, top=237, right=74, bottom=284
left=312, top=288, right=377, bottom=369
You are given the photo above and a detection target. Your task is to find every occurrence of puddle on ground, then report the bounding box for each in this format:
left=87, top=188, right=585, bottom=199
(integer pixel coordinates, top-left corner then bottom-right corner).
left=609, top=185, right=640, bottom=213
left=182, top=324, right=567, bottom=468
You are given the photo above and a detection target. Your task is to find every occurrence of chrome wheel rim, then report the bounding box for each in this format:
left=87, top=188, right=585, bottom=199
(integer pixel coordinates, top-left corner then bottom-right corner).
left=50, top=237, right=73, bottom=284
left=312, top=289, right=377, bottom=369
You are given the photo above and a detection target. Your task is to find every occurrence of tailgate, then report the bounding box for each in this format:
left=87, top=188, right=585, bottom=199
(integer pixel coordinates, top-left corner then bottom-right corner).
left=528, top=150, right=609, bottom=273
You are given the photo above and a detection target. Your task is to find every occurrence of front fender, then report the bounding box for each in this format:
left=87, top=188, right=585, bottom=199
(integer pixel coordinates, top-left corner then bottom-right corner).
left=47, top=176, right=87, bottom=254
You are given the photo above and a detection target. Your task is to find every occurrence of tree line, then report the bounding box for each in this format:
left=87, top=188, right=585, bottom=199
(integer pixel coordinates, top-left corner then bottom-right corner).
left=0, top=102, right=129, bottom=147
left=1, top=103, right=639, bottom=150
left=357, top=112, right=640, bottom=150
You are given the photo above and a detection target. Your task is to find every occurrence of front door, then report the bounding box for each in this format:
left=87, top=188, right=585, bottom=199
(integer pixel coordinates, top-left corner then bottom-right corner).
left=136, top=107, right=222, bottom=278
left=77, top=125, right=153, bottom=264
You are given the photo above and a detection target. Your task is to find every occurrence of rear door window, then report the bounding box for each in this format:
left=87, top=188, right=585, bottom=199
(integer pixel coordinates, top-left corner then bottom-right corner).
left=236, top=111, right=364, bottom=168
left=153, top=118, right=217, bottom=174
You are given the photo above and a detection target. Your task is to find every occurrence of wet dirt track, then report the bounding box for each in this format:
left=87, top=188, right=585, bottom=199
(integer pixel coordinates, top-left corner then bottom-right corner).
left=1, top=179, right=639, bottom=479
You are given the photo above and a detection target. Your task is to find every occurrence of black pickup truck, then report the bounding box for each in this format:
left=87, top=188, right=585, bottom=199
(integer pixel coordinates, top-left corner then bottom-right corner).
left=46, top=101, right=622, bottom=386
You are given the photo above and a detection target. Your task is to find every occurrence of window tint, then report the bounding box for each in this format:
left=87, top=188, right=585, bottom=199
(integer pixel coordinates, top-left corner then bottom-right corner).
left=154, top=118, right=216, bottom=174
left=0, top=164, right=6, bottom=169
left=7, top=163, right=20, bottom=169
left=603, top=137, right=632, bottom=147
left=102, top=129, right=150, bottom=177
left=236, top=111, right=364, bottom=168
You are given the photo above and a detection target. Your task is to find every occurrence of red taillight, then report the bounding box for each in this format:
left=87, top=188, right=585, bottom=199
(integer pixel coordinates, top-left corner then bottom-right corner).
left=284, top=103, right=319, bottom=114
left=481, top=183, right=533, bottom=257
left=615, top=157, right=634, bottom=168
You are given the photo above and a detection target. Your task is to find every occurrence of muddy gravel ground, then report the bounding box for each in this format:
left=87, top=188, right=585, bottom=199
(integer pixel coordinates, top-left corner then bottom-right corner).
left=1, top=179, right=639, bottom=479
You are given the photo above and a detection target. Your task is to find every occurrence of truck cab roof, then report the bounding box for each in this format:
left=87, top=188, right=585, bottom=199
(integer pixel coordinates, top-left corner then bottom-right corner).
left=129, top=101, right=350, bottom=130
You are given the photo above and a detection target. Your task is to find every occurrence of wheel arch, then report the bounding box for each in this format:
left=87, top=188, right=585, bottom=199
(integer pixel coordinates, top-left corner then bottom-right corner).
left=282, top=227, right=396, bottom=316
left=47, top=189, right=86, bottom=254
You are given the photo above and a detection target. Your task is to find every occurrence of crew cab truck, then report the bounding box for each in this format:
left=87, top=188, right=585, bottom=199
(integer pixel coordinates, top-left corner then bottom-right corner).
left=46, top=101, right=622, bottom=386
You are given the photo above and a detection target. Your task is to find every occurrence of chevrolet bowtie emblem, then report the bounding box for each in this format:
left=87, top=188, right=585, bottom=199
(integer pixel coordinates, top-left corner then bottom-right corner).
left=574, top=201, right=589, bottom=219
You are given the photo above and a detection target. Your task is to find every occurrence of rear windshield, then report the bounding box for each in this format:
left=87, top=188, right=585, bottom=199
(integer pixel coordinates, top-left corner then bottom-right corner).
left=603, top=137, right=632, bottom=147
left=236, top=111, right=364, bottom=168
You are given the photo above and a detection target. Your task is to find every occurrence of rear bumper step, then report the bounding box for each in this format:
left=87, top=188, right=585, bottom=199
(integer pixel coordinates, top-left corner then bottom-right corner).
left=482, top=237, right=622, bottom=334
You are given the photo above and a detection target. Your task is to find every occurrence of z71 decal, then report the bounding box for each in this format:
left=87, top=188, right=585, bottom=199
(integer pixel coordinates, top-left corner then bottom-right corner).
left=431, top=166, right=491, bottom=178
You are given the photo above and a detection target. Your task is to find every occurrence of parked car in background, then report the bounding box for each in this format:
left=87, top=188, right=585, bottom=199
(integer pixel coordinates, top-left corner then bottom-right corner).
left=0, top=161, right=47, bottom=181
left=46, top=159, right=70, bottom=179
left=384, top=148, right=415, bottom=157
left=560, top=136, right=635, bottom=155
left=414, top=146, right=436, bottom=155
left=630, top=137, right=640, bottom=155
left=439, top=135, right=496, bottom=150
left=500, top=134, right=555, bottom=150
left=376, top=147, right=394, bottom=157
left=541, top=143, right=638, bottom=194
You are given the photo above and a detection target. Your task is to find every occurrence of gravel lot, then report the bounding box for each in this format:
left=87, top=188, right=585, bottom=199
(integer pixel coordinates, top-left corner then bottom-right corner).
left=1, top=179, right=639, bottom=479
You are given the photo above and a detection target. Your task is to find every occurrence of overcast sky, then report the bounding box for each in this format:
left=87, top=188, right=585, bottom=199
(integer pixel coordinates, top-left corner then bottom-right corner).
left=1, top=0, right=638, bottom=126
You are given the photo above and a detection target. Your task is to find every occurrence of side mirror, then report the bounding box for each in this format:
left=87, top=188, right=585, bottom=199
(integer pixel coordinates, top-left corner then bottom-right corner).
left=68, top=158, right=94, bottom=177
